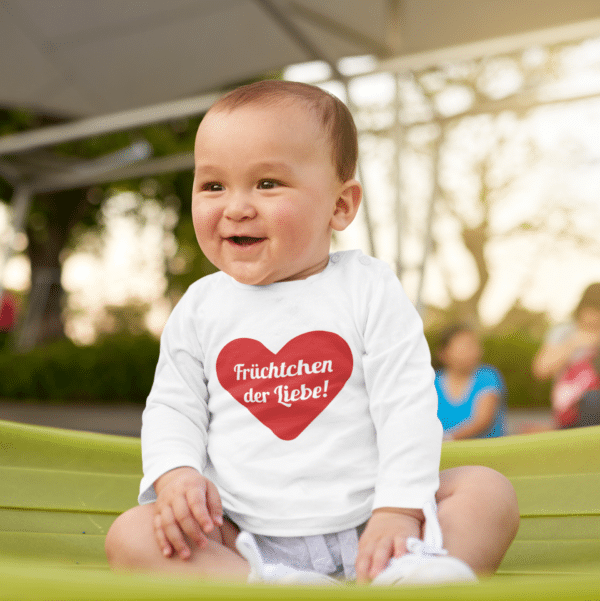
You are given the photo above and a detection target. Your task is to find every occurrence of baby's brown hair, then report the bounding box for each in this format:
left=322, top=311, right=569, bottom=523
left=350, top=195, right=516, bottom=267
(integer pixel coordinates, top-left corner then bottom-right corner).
left=207, top=80, right=358, bottom=182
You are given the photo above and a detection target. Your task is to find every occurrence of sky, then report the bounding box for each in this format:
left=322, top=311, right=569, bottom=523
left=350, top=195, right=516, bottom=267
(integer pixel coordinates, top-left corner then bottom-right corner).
left=2, top=36, right=600, bottom=342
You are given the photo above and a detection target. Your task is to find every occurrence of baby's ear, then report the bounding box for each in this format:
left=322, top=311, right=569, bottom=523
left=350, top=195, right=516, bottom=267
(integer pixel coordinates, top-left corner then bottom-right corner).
left=331, top=180, right=362, bottom=231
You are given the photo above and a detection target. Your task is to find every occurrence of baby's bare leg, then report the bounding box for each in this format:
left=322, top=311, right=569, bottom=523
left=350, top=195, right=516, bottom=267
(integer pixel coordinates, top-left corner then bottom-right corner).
left=105, top=504, right=250, bottom=581
left=436, top=466, right=520, bottom=574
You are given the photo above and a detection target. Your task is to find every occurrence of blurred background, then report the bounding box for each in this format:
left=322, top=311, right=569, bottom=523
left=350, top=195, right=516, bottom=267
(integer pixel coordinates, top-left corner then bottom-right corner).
left=1, top=0, right=600, bottom=435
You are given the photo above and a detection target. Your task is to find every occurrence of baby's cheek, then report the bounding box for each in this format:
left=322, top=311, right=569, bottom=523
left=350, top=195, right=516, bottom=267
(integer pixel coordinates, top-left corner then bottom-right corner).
left=269, top=205, right=293, bottom=231
left=270, top=205, right=308, bottom=242
left=192, top=203, right=219, bottom=235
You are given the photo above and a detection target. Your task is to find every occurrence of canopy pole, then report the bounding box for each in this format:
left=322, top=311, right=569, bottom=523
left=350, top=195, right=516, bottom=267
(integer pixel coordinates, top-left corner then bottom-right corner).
left=353, top=143, right=377, bottom=258
left=415, top=128, right=442, bottom=315
left=0, top=93, right=219, bottom=157
left=393, top=73, right=403, bottom=277
left=342, top=81, right=377, bottom=258
left=254, top=0, right=346, bottom=80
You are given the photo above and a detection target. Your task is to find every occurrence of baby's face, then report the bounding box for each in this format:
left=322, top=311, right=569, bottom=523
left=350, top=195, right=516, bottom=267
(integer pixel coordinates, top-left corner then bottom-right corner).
left=192, top=101, right=349, bottom=286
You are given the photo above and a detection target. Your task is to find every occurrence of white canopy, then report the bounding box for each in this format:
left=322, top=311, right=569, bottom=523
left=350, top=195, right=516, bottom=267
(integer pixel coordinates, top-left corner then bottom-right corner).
left=2, top=0, right=600, bottom=119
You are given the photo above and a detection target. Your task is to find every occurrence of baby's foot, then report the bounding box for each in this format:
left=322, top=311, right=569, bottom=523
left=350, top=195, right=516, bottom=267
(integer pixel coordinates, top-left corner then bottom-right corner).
left=371, top=537, right=477, bottom=586
left=372, top=501, right=476, bottom=586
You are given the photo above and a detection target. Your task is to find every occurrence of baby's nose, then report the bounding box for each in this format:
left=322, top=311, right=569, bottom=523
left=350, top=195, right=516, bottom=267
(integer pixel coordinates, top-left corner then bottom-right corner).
left=223, top=192, right=257, bottom=220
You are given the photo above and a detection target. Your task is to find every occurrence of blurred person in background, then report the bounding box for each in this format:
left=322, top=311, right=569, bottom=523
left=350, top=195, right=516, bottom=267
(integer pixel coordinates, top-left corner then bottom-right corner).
left=0, top=291, right=17, bottom=350
left=533, top=283, right=600, bottom=429
left=434, top=324, right=506, bottom=440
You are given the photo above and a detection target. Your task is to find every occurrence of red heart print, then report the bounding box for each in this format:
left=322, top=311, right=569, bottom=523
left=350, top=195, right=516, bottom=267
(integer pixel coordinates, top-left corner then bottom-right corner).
left=216, top=331, right=353, bottom=440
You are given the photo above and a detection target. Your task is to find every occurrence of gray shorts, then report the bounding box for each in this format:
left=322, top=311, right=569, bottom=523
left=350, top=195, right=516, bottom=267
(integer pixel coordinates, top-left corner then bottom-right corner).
left=249, top=523, right=367, bottom=581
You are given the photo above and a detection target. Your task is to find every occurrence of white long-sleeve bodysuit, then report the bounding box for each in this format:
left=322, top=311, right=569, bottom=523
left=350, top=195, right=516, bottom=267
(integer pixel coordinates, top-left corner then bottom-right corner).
left=139, top=250, right=442, bottom=536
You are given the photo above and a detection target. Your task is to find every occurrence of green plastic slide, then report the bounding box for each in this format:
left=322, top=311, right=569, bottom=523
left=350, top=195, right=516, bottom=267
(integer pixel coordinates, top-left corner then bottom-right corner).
left=0, top=418, right=599, bottom=600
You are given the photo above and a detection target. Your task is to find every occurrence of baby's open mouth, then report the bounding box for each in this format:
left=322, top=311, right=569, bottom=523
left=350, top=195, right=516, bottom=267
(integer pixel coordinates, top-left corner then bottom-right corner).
left=228, top=236, right=265, bottom=246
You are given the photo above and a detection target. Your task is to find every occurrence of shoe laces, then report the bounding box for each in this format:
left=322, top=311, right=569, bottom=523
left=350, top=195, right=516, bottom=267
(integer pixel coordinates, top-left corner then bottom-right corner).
left=406, top=537, right=448, bottom=556
left=406, top=501, right=448, bottom=557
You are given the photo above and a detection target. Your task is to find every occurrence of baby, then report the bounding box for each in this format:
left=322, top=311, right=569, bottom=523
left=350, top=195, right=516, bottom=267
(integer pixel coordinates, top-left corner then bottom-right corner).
left=105, top=80, right=519, bottom=585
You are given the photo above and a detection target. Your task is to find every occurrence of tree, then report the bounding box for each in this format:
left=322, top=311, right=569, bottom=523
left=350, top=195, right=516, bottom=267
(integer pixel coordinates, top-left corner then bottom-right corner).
left=0, top=110, right=215, bottom=348
left=378, top=36, right=600, bottom=333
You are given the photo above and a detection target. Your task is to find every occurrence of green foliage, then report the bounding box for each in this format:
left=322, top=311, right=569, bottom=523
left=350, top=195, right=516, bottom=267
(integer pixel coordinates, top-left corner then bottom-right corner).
left=482, top=334, right=552, bottom=408
left=0, top=329, right=552, bottom=408
left=168, top=214, right=219, bottom=295
left=0, top=334, right=159, bottom=403
left=426, top=331, right=552, bottom=409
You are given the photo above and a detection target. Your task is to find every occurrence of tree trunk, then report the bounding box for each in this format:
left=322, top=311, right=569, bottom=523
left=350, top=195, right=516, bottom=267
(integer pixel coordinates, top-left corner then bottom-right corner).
left=17, top=189, right=88, bottom=350
left=460, top=221, right=490, bottom=316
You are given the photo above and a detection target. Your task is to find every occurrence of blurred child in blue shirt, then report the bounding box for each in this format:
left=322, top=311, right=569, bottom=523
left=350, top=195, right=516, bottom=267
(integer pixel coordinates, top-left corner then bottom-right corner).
left=434, top=325, right=506, bottom=440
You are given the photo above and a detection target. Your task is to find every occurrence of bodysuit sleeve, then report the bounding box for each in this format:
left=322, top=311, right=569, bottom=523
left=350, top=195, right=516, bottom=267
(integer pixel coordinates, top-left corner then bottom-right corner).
left=362, top=267, right=442, bottom=510
left=138, top=292, right=210, bottom=504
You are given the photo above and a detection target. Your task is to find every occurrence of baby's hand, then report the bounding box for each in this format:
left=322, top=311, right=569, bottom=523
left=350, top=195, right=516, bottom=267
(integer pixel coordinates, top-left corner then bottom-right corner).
left=153, top=466, right=223, bottom=560
left=355, top=508, right=423, bottom=583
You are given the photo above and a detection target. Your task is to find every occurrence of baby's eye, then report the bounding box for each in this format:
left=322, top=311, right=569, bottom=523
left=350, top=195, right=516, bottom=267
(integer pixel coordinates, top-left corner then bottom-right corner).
left=202, top=182, right=224, bottom=192
left=257, top=179, right=280, bottom=190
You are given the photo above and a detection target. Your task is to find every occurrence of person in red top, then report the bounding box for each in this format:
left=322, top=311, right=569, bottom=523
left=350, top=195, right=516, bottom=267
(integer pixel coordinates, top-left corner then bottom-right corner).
left=533, top=283, right=600, bottom=428
left=0, top=291, right=17, bottom=349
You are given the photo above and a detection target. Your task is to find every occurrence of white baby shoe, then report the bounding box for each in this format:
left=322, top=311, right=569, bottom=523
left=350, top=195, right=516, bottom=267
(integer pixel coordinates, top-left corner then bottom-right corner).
left=371, top=502, right=477, bottom=586
left=235, top=531, right=340, bottom=586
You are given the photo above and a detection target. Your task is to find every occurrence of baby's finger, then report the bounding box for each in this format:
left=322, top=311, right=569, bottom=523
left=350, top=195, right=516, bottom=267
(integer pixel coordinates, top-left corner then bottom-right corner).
left=355, top=544, right=374, bottom=584
left=154, top=512, right=173, bottom=558
left=368, top=538, right=394, bottom=579
left=205, top=480, right=223, bottom=527
left=174, top=495, right=208, bottom=550
left=187, top=485, right=214, bottom=535
left=160, top=505, right=191, bottom=560
left=355, top=555, right=372, bottom=584
left=392, top=536, right=409, bottom=558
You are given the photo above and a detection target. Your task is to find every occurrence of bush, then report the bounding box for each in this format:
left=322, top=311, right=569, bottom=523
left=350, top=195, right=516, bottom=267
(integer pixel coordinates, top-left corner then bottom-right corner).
left=0, top=330, right=551, bottom=409
left=481, top=334, right=551, bottom=409
left=0, top=334, right=160, bottom=403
